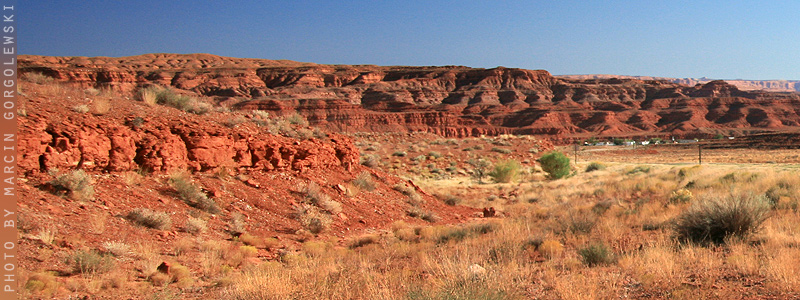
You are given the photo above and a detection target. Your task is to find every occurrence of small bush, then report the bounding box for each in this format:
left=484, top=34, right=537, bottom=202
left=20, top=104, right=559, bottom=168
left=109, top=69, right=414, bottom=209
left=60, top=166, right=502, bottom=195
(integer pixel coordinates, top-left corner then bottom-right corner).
left=392, top=151, right=407, bottom=157
left=440, top=194, right=462, bottom=206
left=675, top=194, right=771, bottom=245
left=286, top=113, right=308, bottom=126
left=360, top=154, right=381, bottom=168
left=102, top=241, right=131, bottom=257
left=183, top=217, right=207, bottom=234
left=66, top=249, right=114, bottom=274
left=302, top=182, right=342, bottom=214
left=490, top=147, right=512, bottom=154
left=669, top=189, right=694, bottom=203
left=168, top=172, right=220, bottom=214
left=488, top=159, right=520, bottom=183
left=585, top=162, right=606, bottom=172
left=406, top=207, right=439, bottom=223
left=348, top=234, right=380, bottom=249
left=538, top=239, right=563, bottom=259
left=352, top=171, right=376, bottom=192
left=127, top=208, right=172, bottom=230
left=626, top=166, right=651, bottom=175
left=156, top=88, right=194, bottom=111
left=137, top=86, right=160, bottom=106
left=578, top=243, right=615, bottom=266
left=50, top=169, right=94, bottom=201
left=294, top=204, right=332, bottom=234
left=467, top=158, right=491, bottom=183
left=23, top=72, right=54, bottom=84
left=394, top=183, right=421, bottom=203
left=428, top=151, right=442, bottom=159
left=72, top=104, right=89, bottom=114
left=538, top=152, right=571, bottom=179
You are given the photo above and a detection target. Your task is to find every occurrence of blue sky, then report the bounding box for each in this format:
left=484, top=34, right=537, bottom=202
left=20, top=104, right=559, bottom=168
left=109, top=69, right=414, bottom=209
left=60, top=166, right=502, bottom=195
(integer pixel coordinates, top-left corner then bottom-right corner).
left=23, top=1, right=800, bottom=79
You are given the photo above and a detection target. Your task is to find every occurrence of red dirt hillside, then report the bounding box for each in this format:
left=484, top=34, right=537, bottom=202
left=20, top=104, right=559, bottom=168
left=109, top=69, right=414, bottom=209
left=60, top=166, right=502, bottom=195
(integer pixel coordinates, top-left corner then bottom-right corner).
left=20, top=54, right=800, bottom=140
left=17, top=70, right=478, bottom=298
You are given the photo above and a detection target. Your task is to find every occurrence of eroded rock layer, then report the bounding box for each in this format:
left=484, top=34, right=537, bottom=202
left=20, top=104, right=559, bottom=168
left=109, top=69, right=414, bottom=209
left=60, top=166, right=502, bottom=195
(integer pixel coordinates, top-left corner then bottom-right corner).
left=20, top=54, right=800, bottom=138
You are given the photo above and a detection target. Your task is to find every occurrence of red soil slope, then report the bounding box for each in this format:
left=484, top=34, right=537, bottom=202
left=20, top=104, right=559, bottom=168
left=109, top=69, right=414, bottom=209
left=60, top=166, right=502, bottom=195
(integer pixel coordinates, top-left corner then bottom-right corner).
left=17, top=75, right=480, bottom=298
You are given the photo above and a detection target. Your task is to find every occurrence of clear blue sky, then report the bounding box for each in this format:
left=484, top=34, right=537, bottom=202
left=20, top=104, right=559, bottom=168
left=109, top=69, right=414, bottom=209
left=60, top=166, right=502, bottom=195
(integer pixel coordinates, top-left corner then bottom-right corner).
left=22, top=1, right=800, bottom=80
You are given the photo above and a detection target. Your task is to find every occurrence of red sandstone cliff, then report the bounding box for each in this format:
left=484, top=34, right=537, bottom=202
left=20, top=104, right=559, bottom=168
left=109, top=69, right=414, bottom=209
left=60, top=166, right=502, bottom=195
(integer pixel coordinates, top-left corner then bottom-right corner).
left=20, top=54, right=800, bottom=139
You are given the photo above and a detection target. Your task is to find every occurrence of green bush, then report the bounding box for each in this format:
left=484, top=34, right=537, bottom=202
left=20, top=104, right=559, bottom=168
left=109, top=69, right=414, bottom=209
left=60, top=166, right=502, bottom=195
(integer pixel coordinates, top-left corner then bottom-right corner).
left=578, top=243, right=614, bottom=266
left=467, top=158, right=491, bottom=183
left=168, top=172, right=220, bottom=214
left=538, top=152, right=571, bottom=179
left=488, top=159, right=520, bottom=183
left=675, top=194, right=771, bottom=245
left=66, top=250, right=114, bottom=274
left=491, top=147, right=512, bottom=154
left=127, top=208, right=172, bottom=230
left=585, top=162, right=605, bottom=172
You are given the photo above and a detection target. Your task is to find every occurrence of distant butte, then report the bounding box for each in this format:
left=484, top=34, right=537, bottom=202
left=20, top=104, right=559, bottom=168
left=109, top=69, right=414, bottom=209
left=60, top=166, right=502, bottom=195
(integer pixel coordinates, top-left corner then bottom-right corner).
left=20, top=54, right=800, bottom=140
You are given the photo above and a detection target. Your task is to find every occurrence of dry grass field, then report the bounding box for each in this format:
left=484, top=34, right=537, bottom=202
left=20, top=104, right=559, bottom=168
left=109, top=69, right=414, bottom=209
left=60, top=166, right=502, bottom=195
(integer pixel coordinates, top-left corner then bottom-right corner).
left=214, top=143, right=800, bottom=299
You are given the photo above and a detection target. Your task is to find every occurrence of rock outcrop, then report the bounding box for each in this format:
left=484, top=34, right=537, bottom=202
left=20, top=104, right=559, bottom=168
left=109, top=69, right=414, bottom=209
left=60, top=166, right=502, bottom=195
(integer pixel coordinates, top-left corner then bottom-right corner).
left=19, top=113, right=359, bottom=175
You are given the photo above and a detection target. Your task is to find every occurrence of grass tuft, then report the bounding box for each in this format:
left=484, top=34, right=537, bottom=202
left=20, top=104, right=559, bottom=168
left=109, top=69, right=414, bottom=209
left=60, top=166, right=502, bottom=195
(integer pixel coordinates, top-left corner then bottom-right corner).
left=675, top=194, right=771, bottom=245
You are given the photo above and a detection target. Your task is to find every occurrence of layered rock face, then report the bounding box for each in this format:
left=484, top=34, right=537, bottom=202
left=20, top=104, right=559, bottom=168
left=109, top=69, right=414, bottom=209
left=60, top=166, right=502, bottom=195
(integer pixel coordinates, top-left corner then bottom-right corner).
left=559, top=74, right=800, bottom=93
left=21, top=54, right=800, bottom=138
left=19, top=114, right=359, bottom=175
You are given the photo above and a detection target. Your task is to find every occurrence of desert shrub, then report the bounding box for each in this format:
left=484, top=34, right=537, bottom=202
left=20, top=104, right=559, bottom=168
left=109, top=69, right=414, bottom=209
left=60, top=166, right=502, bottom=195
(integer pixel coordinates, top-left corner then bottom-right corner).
left=360, top=154, right=381, bottom=168
left=669, top=189, right=694, bottom=203
left=578, top=243, right=615, bottom=266
left=348, top=234, right=380, bottom=249
left=24, top=272, right=58, bottom=294
left=440, top=194, right=462, bottom=206
left=251, top=110, right=270, bottom=120
left=23, top=72, right=54, bottom=84
left=50, top=169, right=95, bottom=201
left=675, top=194, right=771, bottom=245
left=492, top=139, right=512, bottom=146
left=394, top=183, right=421, bottom=202
left=223, top=116, right=247, bottom=128
left=626, top=166, right=651, bottom=175
left=412, top=155, right=426, bottom=162
left=406, top=207, right=439, bottom=223
left=66, top=249, right=114, bottom=274
left=491, top=147, right=512, bottom=154
left=137, top=86, right=160, bottom=106
left=127, top=208, right=172, bottom=230
left=183, top=217, right=207, bottom=234
left=72, top=104, right=89, bottom=114
left=302, top=182, right=342, bottom=214
left=294, top=204, right=332, bottom=234
left=585, top=162, right=606, bottom=172
left=228, top=213, right=246, bottom=237
left=168, top=172, right=220, bottom=214
left=467, top=158, right=492, bottom=183
left=286, top=113, right=308, bottom=126
left=352, top=171, right=376, bottom=192
left=538, top=239, right=563, bottom=259
left=488, top=159, right=520, bottom=183
left=538, top=151, right=571, bottom=179
left=102, top=241, right=131, bottom=257
left=155, top=88, right=193, bottom=111
left=428, top=151, right=442, bottom=159
left=392, top=151, right=407, bottom=157
left=564, top=211, right=598, bottom=234
left=436, top=227, right=470, bottom=244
